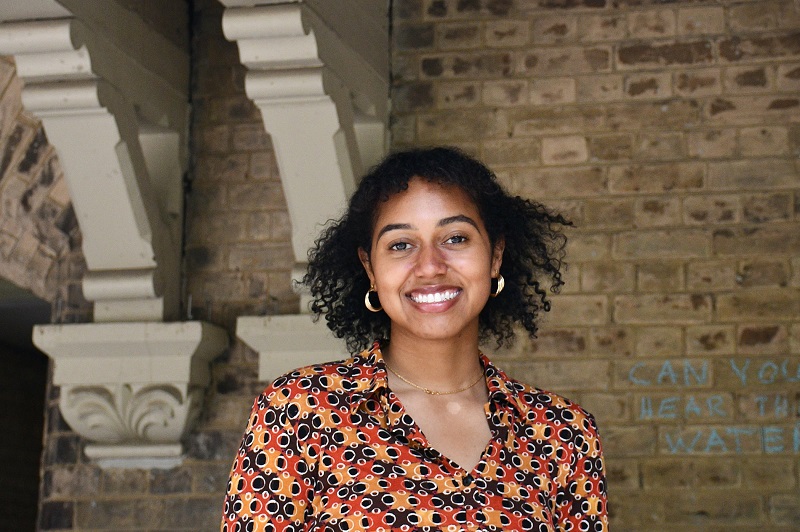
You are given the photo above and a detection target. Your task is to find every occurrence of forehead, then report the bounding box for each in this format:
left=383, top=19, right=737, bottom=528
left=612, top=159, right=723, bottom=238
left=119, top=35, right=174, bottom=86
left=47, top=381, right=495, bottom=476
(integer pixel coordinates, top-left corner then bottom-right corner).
left=372, top=178, right=483, bottom=227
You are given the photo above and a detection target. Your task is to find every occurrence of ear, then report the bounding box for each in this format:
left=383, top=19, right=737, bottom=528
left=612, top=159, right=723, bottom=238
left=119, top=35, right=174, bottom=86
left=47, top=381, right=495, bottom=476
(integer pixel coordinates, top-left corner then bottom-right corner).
left=491, top=237, right=505, bottom=276
left=358, top=247, right=376, bottom=286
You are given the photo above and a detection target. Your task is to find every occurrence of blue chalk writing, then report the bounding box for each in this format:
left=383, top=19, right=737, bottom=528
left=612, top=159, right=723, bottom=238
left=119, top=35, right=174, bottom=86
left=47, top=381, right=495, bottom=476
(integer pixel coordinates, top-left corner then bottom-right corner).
left=707, top=395, right=726, bottom=417
left=730, top=359, right=749, bottom=385
left=763, top=427, right=784, bottom=453
left=759, top=362, right=779, bottom=384
left=664, top=431, right=702, bottom=453
left=685, top=395, right=702, bottom=417
left=726, top=427, right=757, bottom=453
left=629, top=362, right=649, bottom=386
left=704, top=428, right=727, bottom=453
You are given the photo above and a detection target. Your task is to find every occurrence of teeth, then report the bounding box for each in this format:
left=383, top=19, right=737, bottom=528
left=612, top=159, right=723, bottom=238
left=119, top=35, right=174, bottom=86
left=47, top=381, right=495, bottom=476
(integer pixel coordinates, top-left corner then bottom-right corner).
left=411, top=290, right=458, bottom=304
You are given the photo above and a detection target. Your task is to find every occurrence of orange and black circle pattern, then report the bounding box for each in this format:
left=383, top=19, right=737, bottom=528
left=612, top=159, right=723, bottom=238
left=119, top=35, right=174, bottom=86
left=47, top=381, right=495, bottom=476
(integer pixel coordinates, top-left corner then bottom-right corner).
left=221, top=342, right=607, bottom=531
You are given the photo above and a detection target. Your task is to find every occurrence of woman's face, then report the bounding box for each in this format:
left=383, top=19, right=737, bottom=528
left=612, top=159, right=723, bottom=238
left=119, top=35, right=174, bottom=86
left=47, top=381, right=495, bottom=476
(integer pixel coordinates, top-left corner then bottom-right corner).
left=359, top=177, right=503, bottom=345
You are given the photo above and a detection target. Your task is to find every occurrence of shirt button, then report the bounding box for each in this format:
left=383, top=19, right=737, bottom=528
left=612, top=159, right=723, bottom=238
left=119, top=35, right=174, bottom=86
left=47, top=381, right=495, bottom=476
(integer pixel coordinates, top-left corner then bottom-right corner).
left=462, top=474, right=474, bottom=487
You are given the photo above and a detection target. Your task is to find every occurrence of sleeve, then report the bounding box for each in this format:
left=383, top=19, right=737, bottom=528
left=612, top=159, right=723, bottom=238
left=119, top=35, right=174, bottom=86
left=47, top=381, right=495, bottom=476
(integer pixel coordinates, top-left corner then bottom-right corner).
left=221, top=384, right=318, bottom=532
left=553, top=410, right=609, bottom=532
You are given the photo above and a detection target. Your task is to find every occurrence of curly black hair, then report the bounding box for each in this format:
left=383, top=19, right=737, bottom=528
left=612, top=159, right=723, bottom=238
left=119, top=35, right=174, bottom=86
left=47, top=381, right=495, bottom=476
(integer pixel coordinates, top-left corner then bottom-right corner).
left=303, top=146, right=571, bottom=353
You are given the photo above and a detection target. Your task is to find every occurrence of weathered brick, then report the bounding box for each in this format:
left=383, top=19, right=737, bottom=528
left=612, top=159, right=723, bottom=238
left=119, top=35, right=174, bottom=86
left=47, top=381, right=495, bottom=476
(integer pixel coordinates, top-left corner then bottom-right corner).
left=715, top=227, right=800, bottom=257
left=635, top=132, right=684, bottom=161
left=519, top=46, right=611, bottom=76
left=393, top=82, right=435, bottom=112
left=227, top=243, right=294, bottom=271
left=578, top=392, right=630, bottom=424
left=606, top=100, right=701, bottom=131
left=541, top=135, right=589, bottom=165
left=436, top=22, right=479, bottom=49
left=512, top=165, right=607, bottom=199
left=687, top=128, right=736, bottom=159
left=684, top=195, right=739, bottom=226
left=504, top=359, right=610, bottom=392
left=724, top=65, right=772, bottom=94
left=532, top=15, right=578, bottom=44
left=720, top=32, right=800, bottom=62
left=485, top=20, right=530, bottom=48
left=528, top=328, right=588, bottom=357
left=530, top=77, right=576, bottom=105
left=420, top=52, right=512, bottom=78
left=602, top=426, right=657, bottom=457
left=617, top=40, right=713, bottom=69
left=728, top=1, right=780, bottom=32
left=637, top=261, right=684, bottom=292
left=738, top=392, right=795, bottom=422
left=588, top=133, right=633, bottom=161
left=741, top=193, right=792, bottom=223
left=591, top=326, right=634, bottom=357
left=581, top=262, right=636, bottom=292
left=507, top=105, right=605, bottom=136
left=577, top=13, right=626, bottom=42
left=777, top=62, right=800, bottom=92
left=677, top=6, right=725, bottom=36
left=482, top=80, right=528, bottom=106
left=716, top=290, right=800, bottom=321
left=706, top=95, right=800, bottom=124
left=417, top=110, right=505, bottom=141
left=674, top=68, right=721, bottom=97
left=737, top=324, right=789, bottom=354
left=634, top=197, right=682, bottom=227
left=635, top=326, right=683, bottom=358
left=742, top=457, right=798, bottom=489
left=615, top=294, right=712, bottom=324
left=603, top=458, right=639, bottom=490
left=628, top=9, right=676, bottom=39
left=739, top=126, right=789, bottom=156
left=395, top=23, right=435, bottom=50
left=576, top=74, right=623, bottom=101
left=583, top=198, right=634, bottom=228
left=614, top=230, right=709, bottom=259
left=437, top=81, right=480, bottom=108
left=231, top=123, right=270, bottom=152
left=566, top=232, right=612, bottom=261
left=662, top=491, right=763, bottom=523
left=480, top=138, right=540, bottom=165
left=75, top=499, right=165, bottom=529
left=686, top=325, right=735, bottom=355
left=162, top=496, right=222, bottom=530
left=624, top=72, right=672, bottom=99
left=708, top=159, right=798, bottom=190
left=548, top=294, right=608, bottom=325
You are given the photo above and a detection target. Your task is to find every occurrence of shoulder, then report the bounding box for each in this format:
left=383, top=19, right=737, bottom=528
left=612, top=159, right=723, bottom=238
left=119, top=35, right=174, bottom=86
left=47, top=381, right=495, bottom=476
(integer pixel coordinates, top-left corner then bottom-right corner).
left=505, top=377, right=602, bottom=456
left=254, top=355, right=370, bottom=409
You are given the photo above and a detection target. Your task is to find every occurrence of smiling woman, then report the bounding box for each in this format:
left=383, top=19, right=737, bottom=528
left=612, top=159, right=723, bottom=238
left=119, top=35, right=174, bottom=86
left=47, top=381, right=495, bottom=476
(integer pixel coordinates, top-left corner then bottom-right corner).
left=221, top=147, right=609, bottom=531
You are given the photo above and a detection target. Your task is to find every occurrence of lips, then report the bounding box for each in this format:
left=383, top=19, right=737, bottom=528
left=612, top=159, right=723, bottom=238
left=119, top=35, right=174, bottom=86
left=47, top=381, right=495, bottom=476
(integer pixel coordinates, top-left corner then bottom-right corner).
left=408, top=288, right=461, bottom=304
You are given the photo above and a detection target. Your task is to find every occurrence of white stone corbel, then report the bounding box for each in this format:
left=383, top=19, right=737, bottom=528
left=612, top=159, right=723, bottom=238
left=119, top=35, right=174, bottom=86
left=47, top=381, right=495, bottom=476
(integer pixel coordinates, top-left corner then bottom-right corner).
left=222, top=0, right=390, bottom=378
left=33, top=321, right=228, bottom=469
left=0, top=0, right=228, bottom=468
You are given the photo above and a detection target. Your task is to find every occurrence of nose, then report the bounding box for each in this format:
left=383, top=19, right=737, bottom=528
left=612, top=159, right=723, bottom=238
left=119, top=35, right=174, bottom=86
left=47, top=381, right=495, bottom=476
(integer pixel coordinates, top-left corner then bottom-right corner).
left=414, top=243, right=447, bottom=278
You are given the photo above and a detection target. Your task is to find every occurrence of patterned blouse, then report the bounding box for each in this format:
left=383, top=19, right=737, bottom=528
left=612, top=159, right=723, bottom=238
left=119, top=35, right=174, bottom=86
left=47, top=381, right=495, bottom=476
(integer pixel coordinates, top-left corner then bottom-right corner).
left=221, top=342, right=608, bottom=531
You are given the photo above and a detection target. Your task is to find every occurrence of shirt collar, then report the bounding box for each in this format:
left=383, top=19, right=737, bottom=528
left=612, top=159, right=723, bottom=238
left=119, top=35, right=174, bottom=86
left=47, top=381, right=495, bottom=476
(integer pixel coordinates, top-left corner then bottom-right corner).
left=348, top=341, right=526, bottom=420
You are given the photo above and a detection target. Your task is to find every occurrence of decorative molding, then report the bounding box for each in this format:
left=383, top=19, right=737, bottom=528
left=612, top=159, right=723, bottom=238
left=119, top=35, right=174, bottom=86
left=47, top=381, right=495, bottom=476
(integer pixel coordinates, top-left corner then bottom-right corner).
left=0, top=0, right=189, bottom=322
left=237, top=314, right=347, bottom=381
left=34, top=321, right=228, bottom=469
left=220, top=0, right=389, bottom=271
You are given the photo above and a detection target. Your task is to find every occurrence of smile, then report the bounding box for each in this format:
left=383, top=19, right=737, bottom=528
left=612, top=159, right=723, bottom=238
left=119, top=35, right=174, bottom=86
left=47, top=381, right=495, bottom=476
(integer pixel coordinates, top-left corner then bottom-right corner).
left=409, top=289, right=460, bottom=304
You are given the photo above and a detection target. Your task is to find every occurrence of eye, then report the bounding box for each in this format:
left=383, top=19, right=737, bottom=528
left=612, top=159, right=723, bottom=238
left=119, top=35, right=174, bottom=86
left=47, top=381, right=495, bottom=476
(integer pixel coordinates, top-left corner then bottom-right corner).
left=445, top=234, right=467, bottom=245
left=389, top=241, right=411, bottom=251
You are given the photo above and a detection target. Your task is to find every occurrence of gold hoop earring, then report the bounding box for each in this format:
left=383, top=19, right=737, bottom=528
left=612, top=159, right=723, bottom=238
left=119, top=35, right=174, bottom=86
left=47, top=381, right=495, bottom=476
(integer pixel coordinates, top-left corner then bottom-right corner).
left=365, top=285, right=382, bottom=312
left=491, top=274, right=505, bottom=297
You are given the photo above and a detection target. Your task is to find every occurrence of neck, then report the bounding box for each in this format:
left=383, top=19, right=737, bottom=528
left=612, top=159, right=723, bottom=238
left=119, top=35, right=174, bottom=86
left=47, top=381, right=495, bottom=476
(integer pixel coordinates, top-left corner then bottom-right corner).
left=383, top=327, right=482, bottom=390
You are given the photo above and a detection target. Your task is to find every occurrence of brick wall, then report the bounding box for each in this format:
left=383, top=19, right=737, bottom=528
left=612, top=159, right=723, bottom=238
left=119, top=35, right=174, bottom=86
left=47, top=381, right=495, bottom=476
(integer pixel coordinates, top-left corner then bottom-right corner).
left=393, top=0, right=800, bottom=528
left=6, top=0, right=799, bottom=529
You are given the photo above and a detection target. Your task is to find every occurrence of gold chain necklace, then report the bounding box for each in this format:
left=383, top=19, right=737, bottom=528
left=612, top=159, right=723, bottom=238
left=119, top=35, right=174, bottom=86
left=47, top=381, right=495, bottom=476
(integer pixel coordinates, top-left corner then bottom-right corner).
left=385, top=362, right=484, bottom=396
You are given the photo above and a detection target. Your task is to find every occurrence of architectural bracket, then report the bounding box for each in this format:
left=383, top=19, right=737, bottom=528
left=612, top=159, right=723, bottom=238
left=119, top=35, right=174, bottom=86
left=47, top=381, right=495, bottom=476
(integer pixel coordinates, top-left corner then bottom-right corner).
left=33, top=321, right=228, bottom=469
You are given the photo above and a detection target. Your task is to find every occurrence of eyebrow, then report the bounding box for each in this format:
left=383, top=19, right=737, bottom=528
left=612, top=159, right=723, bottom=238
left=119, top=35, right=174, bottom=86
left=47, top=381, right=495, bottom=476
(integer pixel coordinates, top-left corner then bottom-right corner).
left=375, top=214, right=480, bottom=240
